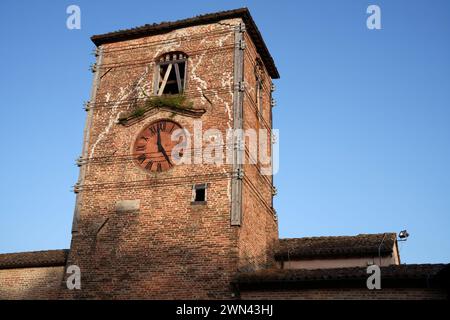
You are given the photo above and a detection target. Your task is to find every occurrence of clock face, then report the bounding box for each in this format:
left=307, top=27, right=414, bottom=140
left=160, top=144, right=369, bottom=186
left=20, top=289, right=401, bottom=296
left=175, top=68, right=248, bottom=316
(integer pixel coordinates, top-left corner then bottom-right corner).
left=133, top=119, right=184, bottom=172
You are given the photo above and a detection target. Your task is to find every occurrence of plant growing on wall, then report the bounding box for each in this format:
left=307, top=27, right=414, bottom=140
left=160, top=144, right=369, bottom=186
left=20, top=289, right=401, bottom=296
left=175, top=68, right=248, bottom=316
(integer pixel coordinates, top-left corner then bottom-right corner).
left=118, top=94, right=195, bottom=124
left=144, top=94, right=193, bottom=110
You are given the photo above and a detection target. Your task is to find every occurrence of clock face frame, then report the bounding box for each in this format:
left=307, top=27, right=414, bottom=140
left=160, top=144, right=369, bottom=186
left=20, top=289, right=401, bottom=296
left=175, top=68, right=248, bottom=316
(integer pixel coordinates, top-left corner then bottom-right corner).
left=132, top=119, right=184, bottom=173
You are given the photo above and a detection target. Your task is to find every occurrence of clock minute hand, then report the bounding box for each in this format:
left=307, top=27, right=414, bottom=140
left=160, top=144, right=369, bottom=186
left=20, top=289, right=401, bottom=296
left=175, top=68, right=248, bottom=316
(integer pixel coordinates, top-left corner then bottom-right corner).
left=160, top=147, right=172, bottom=166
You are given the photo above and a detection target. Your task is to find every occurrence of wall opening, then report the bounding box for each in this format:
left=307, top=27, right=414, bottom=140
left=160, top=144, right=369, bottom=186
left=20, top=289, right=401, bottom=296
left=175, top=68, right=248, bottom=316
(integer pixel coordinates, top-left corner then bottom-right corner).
left=192, top=183, right=207, bottom=204
left=154, top=52, right=187, bottom=95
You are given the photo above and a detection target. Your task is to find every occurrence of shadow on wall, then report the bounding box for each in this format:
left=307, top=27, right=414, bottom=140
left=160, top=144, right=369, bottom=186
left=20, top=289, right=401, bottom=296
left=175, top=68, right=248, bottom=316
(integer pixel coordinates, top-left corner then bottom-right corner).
left=61, top=207, right=240, bottom=300
left=0, top=266, right=65, bottom=300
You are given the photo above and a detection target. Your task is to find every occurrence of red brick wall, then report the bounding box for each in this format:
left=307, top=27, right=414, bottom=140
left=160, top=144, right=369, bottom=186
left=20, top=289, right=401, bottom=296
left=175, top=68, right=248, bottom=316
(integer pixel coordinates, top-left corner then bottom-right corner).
left=238, top=31, right=278, bottom=272
left=0, top=267, right=64, bottom=299
left=0, top=17, right=279, bottom=301
left=1, top=15, right=445, bottom=301
left=62, top=17, right=279, bottom=299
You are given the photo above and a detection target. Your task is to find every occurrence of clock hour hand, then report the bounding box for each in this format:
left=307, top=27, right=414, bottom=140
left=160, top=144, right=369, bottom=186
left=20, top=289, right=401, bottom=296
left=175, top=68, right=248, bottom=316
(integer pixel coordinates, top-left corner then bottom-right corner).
left=156, top=127, right=163, bottom=151
left=156, top=127, right=172, bottom=165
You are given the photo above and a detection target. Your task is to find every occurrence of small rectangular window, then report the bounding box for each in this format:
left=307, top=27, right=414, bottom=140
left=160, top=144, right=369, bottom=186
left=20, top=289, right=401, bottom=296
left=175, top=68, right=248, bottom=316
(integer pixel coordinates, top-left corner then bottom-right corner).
left=191, top=183, right=207, bottom=204
left=256, top=79, right=263, bottom=121
left=155, top=52, right=187, bottom=95
left=255, top=59, right=265, bottom=123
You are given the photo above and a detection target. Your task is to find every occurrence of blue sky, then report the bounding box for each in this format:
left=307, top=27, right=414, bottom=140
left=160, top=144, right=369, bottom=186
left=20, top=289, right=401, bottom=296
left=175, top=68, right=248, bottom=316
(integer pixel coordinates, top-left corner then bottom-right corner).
left=0, top=0, right=449, bottom=264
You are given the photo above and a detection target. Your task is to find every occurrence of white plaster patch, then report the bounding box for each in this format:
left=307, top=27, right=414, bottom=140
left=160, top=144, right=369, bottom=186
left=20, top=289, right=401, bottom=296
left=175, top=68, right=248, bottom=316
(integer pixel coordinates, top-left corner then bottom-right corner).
left=189, top=38, right=208, bottom=104
left=89, top=67, right=151, bottom=160
left=189, top=33, right=234, bottom=125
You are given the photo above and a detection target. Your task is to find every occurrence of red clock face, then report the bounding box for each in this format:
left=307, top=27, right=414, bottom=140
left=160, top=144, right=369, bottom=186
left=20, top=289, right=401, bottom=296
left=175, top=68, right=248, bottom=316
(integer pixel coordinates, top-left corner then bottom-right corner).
left=133, top=120, right=184, bottom=172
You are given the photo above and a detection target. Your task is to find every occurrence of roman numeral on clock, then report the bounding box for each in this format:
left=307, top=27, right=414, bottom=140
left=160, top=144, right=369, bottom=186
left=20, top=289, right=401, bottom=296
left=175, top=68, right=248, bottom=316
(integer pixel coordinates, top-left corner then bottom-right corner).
left=157, top=121, right=166, bottom=131
left=149, top=121, right=167, bottom=135
left=136, top=145, right=146, bottom=152
left=149, top=126, right=157, bottom=135
left=137, top=153, right=146, bottom=164
left=144, top=160, right=153, bottom=171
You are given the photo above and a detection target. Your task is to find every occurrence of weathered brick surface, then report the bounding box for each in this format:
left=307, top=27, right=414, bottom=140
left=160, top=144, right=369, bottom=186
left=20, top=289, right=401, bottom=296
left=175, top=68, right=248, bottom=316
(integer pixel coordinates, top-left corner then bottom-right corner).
left=59, top=17, right=278, bottom=299
left=0, top=14, right=278, bottom=300
left=239, top=31, right=278, bottom=273
left=0, top=267, right=65, bottom=300
left=1, top=10, right=444, bottom=300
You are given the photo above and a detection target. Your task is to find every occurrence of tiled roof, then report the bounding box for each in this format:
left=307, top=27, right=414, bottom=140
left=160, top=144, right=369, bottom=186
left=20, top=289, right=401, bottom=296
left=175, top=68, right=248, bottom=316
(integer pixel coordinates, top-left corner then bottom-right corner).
left=275, top=233, right=397, bottom=260
left=91, top=8, right=280, bottom=79
left=236, top=264, right=449, bottom=289
left=0, top=249, right=69, bottom=269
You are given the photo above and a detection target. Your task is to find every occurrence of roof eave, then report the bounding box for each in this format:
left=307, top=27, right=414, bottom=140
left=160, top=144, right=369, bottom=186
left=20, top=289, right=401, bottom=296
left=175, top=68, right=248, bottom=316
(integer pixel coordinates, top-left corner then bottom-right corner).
left=90, top=8, right=280, bottom=79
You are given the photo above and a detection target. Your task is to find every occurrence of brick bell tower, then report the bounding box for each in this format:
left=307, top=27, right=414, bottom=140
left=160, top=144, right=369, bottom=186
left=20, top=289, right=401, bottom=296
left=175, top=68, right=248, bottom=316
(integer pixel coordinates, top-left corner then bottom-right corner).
left=64, top=8, right=280, bottom=299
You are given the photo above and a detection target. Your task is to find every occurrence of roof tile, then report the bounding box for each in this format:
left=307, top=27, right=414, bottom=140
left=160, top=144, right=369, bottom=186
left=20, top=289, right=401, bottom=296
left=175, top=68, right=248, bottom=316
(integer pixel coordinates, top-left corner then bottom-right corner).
left=236, top=264, right=449, bottom=287
left=275, top=233, right=397, bottom=260
left=90, top=8, right=280, bottom=79
left=0, top=250, right=69, bottom=269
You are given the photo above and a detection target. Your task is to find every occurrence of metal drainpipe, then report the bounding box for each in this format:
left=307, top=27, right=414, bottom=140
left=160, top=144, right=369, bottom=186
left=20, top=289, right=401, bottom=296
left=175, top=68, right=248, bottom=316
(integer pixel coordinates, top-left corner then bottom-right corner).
left=71, top=46, right=104, bottom=234
left=230, top=22, right=245, bottom=226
